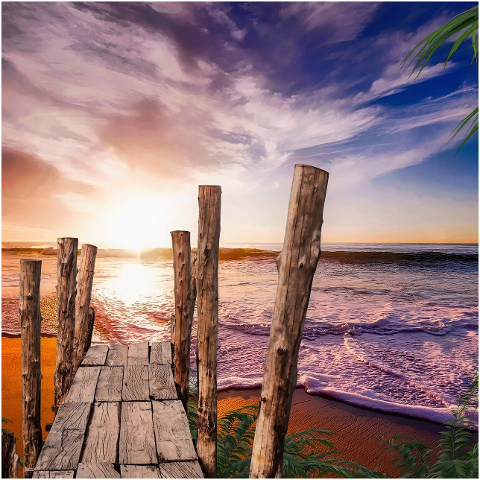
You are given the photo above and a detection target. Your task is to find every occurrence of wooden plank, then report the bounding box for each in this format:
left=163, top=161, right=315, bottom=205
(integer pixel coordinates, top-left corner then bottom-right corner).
left=150, top=341, right=172, bottom=365
left=50, top=402, right=91, bottom=434
left=82, top=345, right=109, bottom=366
left=33, top=471, right=74, bottom=478
left=95, top=366, right=123, bottom=402
left=152, top=400, right=197, bottom=461
left=159, top=461, right=203, bottom=478
left=34, top=430, right=85, bottom=471
left=122, top=365, right=149, bottom=401
left=149, top=365, right=177, bottom=400
left=77, top=463, right=120, bottom=478
left=118, top=402, right=156, bottom=465
left=106, top=344, right=128, bottom=366
left=127, top=342, right=149, bottom=365
left=64, top=367, right=101, bottom=404
left=81, top=402, right=120, bottom=464
left=120, top=465, right=160, bottom=478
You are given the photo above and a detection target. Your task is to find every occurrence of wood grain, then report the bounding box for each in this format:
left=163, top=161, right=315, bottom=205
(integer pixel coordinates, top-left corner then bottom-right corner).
left=77, top=463, right=120, bottom=478
left=81, top=402, right=120, bottom=464
left=120, top=465, right=160, bottom=478
left=19, top=259, right=42, bottom=475
left=249, top=165, right=329, bottom=478
left=127, top=342, right=149, bottom=365
left=82, top=345, right=109, bottom=366
left=118, top=402, right=156, bottom=465
left=122, top=365, right=149, bottom=401
left=33, top=471, right=74, bottom=478
left=2, top=431, right=19, bottom=478
left=49, top=402, right=92, bottom=434
left=159, top=461, right=204, bottom=479
left=95, top=366, right=124, bottom=402
left=64, top=367, right=101, bottom=404
left=106, top=345, right=128, bottom=366
left=149, top=365, right=177, bottom=400
left=150, top=342, right=172, bottom=365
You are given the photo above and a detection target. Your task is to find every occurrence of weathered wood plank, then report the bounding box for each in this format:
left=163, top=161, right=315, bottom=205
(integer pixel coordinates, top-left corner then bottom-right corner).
left=250, top=164, right=329, bottom=478
left=106, top=344, right=128, bottom=366
left=127, top=342, right=149, bottom=365
left=34, top=430, right=85, bottom=471
left=81, top=402, right=120, bottom=464
left=122, top=365, right=149, bottom=401
left=159, top=461, right=203, bottom=479
left=82, top=345, right=109, bottom=366
left=77, top=463, right=120, bottom=478
left=64, top=367, right=101, bottom=404
left=152, top=400, right=197, bottom=461
left=149, top=365, right=177, bottom=400
left=49, top=402, right=91, bottom=434
left=95, top=366, right=123, bottom=402
left=120, top=465, right=160, bottom=478
left=150, top=342, right=172, bottom=365
left=118, top=402, right=156, bottom=465
left=33, top=471, right=74, bottom=478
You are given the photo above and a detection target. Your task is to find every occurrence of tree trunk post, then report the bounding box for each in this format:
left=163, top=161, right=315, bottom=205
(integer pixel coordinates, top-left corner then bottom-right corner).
left=196, top=185, right=221, bottom=478
left=171, top=230, right=194, bottom=412
left=2, top=431, right=19, bottom=478
left=249, top=165, right=329, bottom=478
left=73, top=244, right=97, bottom=370
left=54, top=237, right=78, bottom=412
left=19, top=259, right=43, bottom=478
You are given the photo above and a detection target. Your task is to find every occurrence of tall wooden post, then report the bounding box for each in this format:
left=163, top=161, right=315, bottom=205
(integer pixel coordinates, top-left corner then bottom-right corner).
left=196, top=186, right=221, bottom=478
left=250, top=165, right=329, bottom=478
left=54, top=237, right=78, bottom=412
left=19, top=259, right=42, bottom=478
left=171, top=231, right=194, bottom=412
left=73, top=243, right=97, bottom=370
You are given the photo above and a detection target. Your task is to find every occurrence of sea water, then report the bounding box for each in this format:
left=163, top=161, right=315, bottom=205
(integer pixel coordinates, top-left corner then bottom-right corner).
left=2, top=242, right=478, bottom=424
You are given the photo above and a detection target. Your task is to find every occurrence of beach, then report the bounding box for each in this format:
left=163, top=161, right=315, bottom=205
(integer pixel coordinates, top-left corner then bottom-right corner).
left=2, top=335, right=446, bottom=478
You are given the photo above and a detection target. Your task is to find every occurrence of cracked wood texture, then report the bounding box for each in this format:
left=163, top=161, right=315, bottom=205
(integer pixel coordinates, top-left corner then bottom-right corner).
left=122, top=365, right=149, bottom=401
left=95, top=366, right=124, bottom=401
left=196, top=185, right=221, bottom=478
left=73, top=244, right=97, bottom=371
left=19, top=259, right=43, bottom=477
left=106, top=345, right=128, bottom=366
left=171, top=230, right=194, bottom=412
left=149, top=365, right=177, bottom=400
left=127, top=341, right=149, bottom=365
left=150, top=342, right=171, bottom=365
left=65, top=367, right=101, bottom=403
left=54, top=237, right=78, bottom=411
left=249, top=165, right=329, bottom=478
left=2, top=431, right=19, bottom=478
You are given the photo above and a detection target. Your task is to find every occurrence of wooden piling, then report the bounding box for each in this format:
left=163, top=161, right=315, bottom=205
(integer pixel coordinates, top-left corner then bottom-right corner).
left=54, top=237, right=78, bottom=412
left=73, top=244, right=97, bottom=370
left=249, top=165, right=329, bottom=478
left=171, top=231, right=194, bottom=412
left=19, top=259, right=43, bottom=477
left=196, top=185, right=221, bottom=478
left=2, top=431, right=19, bottom=478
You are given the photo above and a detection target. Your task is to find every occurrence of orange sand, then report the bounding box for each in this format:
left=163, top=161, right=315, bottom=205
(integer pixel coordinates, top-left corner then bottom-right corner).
left=2, top=335, right=444, bottom=477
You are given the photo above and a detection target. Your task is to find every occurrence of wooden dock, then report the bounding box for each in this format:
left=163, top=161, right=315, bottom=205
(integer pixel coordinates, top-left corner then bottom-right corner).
left=33, top=342, right=203, bottom=479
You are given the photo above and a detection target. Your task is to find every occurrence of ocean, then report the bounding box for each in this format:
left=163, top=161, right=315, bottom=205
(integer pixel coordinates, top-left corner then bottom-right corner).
left=2, top=242, right=478, bottom=424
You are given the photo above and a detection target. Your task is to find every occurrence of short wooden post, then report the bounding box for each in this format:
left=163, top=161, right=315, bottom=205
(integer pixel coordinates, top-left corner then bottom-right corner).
left=2, top=431, right=19, bottom=478
left=54, top=237, right=78, bottom=412
left=196, top=185, right=221, bottom=478
left=73, top=243, right=97, bottom=370
left=171, top=231, right=194, bottom=412
left=19, top=259, right=42, bottom=477
left=249, top=165, right=329, bottom=478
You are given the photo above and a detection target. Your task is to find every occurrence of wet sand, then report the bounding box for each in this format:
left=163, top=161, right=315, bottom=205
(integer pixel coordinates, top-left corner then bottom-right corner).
left=2, top=335, right=445, bottom=477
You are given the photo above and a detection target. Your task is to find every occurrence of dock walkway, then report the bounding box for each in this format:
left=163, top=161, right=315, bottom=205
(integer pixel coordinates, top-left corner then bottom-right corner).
left=33, top=342, right=203, bottom=479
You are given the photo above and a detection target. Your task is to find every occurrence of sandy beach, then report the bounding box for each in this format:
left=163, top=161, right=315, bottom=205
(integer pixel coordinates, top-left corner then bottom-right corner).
left=2, top=335, right=447, bottom=477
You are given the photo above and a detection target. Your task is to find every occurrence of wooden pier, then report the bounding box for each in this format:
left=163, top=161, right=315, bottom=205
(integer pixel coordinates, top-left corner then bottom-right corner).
left=33, top=342, right=203, bottom=479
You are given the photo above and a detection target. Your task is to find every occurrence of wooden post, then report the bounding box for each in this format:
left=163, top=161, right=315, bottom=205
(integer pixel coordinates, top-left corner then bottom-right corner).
left=54, top=237, right=78, bottom=412
left=249, top=165, right=329, bottom=478
left=19, top=259, right=42, bottom=478
left=73, top=244, right=97, bottom=370
left=196, top=185, right=221, bottom=478
left=2, top=431, right=19, bottom=478
left=171, top=231, right=194, bottom=412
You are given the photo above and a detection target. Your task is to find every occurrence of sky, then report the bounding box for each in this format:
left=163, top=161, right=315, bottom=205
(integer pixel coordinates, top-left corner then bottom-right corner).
left=2, top=1, right=478, bottom=249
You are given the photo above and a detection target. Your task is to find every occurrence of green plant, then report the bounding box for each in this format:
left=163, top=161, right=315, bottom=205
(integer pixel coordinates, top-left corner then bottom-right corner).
left=402, top=6, right=478, bottom=150
left=2, top=417, right=12, bottom=434
left=385, top=371, right=478, bottom=478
